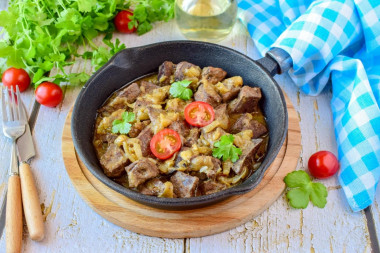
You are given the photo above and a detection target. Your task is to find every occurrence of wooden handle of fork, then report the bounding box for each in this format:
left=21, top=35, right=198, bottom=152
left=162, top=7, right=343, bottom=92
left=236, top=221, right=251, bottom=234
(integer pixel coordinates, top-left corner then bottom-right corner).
left=6, top=175, right=23, bottom=253
left=20, top=163, right=45, bottom=241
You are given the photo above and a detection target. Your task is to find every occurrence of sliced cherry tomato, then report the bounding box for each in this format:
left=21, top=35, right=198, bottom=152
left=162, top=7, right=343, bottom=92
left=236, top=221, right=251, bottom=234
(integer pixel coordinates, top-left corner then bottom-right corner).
left=35, top=82, right=63, bottom=108
left=114, top=10, right=136, bottom=33
left=308, top=151, right=340, bottom=179
left=2, top=67, right=31, bottom=92
left=184, top=101, right=215, bottom=127
left=150, top=129, right=182, bottom=160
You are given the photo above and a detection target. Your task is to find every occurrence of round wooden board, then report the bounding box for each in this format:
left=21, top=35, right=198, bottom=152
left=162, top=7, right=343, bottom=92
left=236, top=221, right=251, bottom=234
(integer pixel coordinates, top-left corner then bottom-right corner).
left=62, top=94, right=301, bottom=238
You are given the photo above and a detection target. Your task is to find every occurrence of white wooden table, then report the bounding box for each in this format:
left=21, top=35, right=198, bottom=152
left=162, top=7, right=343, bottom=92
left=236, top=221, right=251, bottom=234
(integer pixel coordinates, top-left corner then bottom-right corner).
left=1, top=2, right=380, bottom=252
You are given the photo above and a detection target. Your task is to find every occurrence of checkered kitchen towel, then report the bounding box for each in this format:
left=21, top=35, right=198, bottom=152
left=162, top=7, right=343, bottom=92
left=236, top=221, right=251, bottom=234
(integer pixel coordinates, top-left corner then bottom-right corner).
left=238, top=0, right=380, bottom=211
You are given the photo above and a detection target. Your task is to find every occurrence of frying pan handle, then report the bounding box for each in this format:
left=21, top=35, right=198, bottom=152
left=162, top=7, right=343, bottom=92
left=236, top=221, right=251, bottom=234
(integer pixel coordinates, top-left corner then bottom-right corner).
left=256, top=48, right=292, bottom=76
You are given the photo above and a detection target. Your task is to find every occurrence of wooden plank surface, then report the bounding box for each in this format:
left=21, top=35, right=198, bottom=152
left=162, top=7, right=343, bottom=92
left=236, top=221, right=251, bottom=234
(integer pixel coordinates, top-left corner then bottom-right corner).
left=0, top=1, right=376, bottom=251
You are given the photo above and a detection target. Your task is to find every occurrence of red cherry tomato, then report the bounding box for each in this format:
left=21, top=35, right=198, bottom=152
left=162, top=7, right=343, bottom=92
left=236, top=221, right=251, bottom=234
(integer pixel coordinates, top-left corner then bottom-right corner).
left=150, top=129, right=182, bottom=160
left=2, top=67, right=31, bottom=92
left=308, top=151, right=340, bottom=179
left=114, top=10, right=136, bottom=33
left=184, top=101, right=215, bottom=127
left=35, top=82, right=63, bottom=108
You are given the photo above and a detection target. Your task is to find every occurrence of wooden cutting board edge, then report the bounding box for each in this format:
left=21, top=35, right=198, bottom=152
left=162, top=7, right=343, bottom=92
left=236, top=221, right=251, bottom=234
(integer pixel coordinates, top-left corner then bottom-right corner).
left=61, top=94, right=301, bottom=238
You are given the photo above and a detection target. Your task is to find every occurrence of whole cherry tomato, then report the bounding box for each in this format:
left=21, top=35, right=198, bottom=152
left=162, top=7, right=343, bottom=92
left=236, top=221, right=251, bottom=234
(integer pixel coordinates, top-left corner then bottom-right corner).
left=2, top=67, right=31, bottom=92
left=150, top=129, right=182, bottom=160
left=308, top=151, right=340, bottom=179
left=184, top=101, right=215, bottom=127
left=114, top=10, right=136, bottom=33
left=35, top=82, right=63, bottom=108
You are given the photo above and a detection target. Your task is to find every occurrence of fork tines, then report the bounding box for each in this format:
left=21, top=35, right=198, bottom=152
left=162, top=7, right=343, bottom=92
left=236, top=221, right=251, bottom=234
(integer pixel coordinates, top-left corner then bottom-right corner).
left=1, top=85, right=22, bottom=123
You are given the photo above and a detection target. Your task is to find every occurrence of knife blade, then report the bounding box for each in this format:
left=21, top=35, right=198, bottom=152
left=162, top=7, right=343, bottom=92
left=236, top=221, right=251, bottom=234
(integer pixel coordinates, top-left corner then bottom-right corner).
left=16, top=118, right=35, bottom=162
left=16, top=100, right=45, bottom=241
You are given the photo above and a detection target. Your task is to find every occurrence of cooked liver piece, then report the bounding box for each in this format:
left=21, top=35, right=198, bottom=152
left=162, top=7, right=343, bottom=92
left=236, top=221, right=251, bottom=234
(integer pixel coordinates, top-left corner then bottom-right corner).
left=201, top=66, right=227, bottom=85
left=184, top=128, right=200, bottom=147
left=137, top=126, right=154, bottom=157
left=202, top=127, right=227, bottom=146
left=168, top=120, right=190, bottom=137
left=118, top=82, right=141, bottom=103
left=100, top=144, right=128, bottom=178
left=214, top=103, right=227, bottom=118
left=105, top=98, right=129, bottom=112
left=232, top=139, right=263, bottom=174
left=138, top=178, right=165, bottom=196
left=200, top=180, right=227, bottom=195
left=214, top=103, right=229, bottom=129
left=129, top=120, right=151, bottom=138
left=134, top=99, right=148, bottom=112
left=190, top=156, right=222, bottom=180
left=170, top=171, right=199, bottom=198
left=140, top=81, right=159, bottom=93
left=126, top=158, right=159, bottom=188
left=97, top=105, right=115, bottom=115
left=174, top=147, right=191, bottom=167
left=98, top=133, right=118, bottom=144
left=194, top=83, right=222, bottom=108
left=157, top=61, right=175, bottom=85
left=137, top=184, right=155, bottom=196
left=222, top=87, right=240, bottom=102
left=174, top=61, right=200, bottom=81
left=207, top=156, right=222, bottom=180
left=147, top=106, right=162, bottom=123
left=228, top=86, right=262, bottom=114
left=220, top=76, right=243, bottom=102
left=230, top=113, right=267, bottom=138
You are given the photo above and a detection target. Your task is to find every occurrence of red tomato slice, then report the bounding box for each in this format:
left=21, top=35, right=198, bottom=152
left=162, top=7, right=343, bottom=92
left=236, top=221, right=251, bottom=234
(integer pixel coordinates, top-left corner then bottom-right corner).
left=184, top=101, right=215, bottom=127
left=150, top=129, right=182, bottom=160
left=308, top=151, right=340, bottom=179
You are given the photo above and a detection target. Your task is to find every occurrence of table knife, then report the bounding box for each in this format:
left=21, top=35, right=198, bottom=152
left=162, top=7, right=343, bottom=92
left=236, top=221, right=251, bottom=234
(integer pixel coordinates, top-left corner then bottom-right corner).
left=16, top=103, right=44, bottom=241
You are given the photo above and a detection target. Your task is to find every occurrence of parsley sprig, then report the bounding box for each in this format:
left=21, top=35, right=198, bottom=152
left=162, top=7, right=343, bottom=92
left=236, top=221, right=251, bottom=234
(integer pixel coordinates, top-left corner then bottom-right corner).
left=169, top=80, right=193, bottom=100
left=129, top=0, right=175, bottom=35
left=0, top=0, right=129, bottom=86
left=284, top=170, right=328, bottom=209
left=112, top=112, right=135, bottom=134
left=212, top=135, right=242, bottom=163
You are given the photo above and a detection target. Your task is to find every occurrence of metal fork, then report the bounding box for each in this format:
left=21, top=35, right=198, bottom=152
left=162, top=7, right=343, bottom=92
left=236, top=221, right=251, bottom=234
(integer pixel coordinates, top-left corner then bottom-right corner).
left=1, top=86, right=26, bottom=253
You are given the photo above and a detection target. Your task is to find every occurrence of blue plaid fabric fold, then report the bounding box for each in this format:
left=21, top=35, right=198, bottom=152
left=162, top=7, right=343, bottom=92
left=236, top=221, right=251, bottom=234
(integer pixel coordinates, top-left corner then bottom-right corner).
left=238, top=0, right=380, bottom=211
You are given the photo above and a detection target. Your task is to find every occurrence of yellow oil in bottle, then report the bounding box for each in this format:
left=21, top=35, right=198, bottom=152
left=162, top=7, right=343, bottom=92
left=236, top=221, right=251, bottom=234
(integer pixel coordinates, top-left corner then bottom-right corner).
left=175, top=0, right=237, bottom=42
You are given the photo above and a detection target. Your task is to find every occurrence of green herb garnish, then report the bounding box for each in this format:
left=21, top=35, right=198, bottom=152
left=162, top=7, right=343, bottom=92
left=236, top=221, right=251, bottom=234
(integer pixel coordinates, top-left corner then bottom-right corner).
left=112, top=112, right=135, bottom=134
left=129, top=0, right=175, bottom=35
left=284, top=170, right=328, bottom=209
left=212, top=135, right=242, bottom=163
left=169, top=80, right=193, bottom=100
left=0, top=0, right=175, bottom=86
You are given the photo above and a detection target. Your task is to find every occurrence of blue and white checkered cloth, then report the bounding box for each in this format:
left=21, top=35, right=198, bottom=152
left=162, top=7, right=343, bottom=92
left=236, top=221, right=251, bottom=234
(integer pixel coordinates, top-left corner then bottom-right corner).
left=238, top=0, right=380, bottom=211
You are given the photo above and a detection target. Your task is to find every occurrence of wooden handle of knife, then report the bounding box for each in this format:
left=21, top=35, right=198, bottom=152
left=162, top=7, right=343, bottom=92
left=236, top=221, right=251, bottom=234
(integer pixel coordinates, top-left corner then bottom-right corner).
left=6, top=175, right=23, bottom=253
left=20, top=163, right=45, bottom=241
